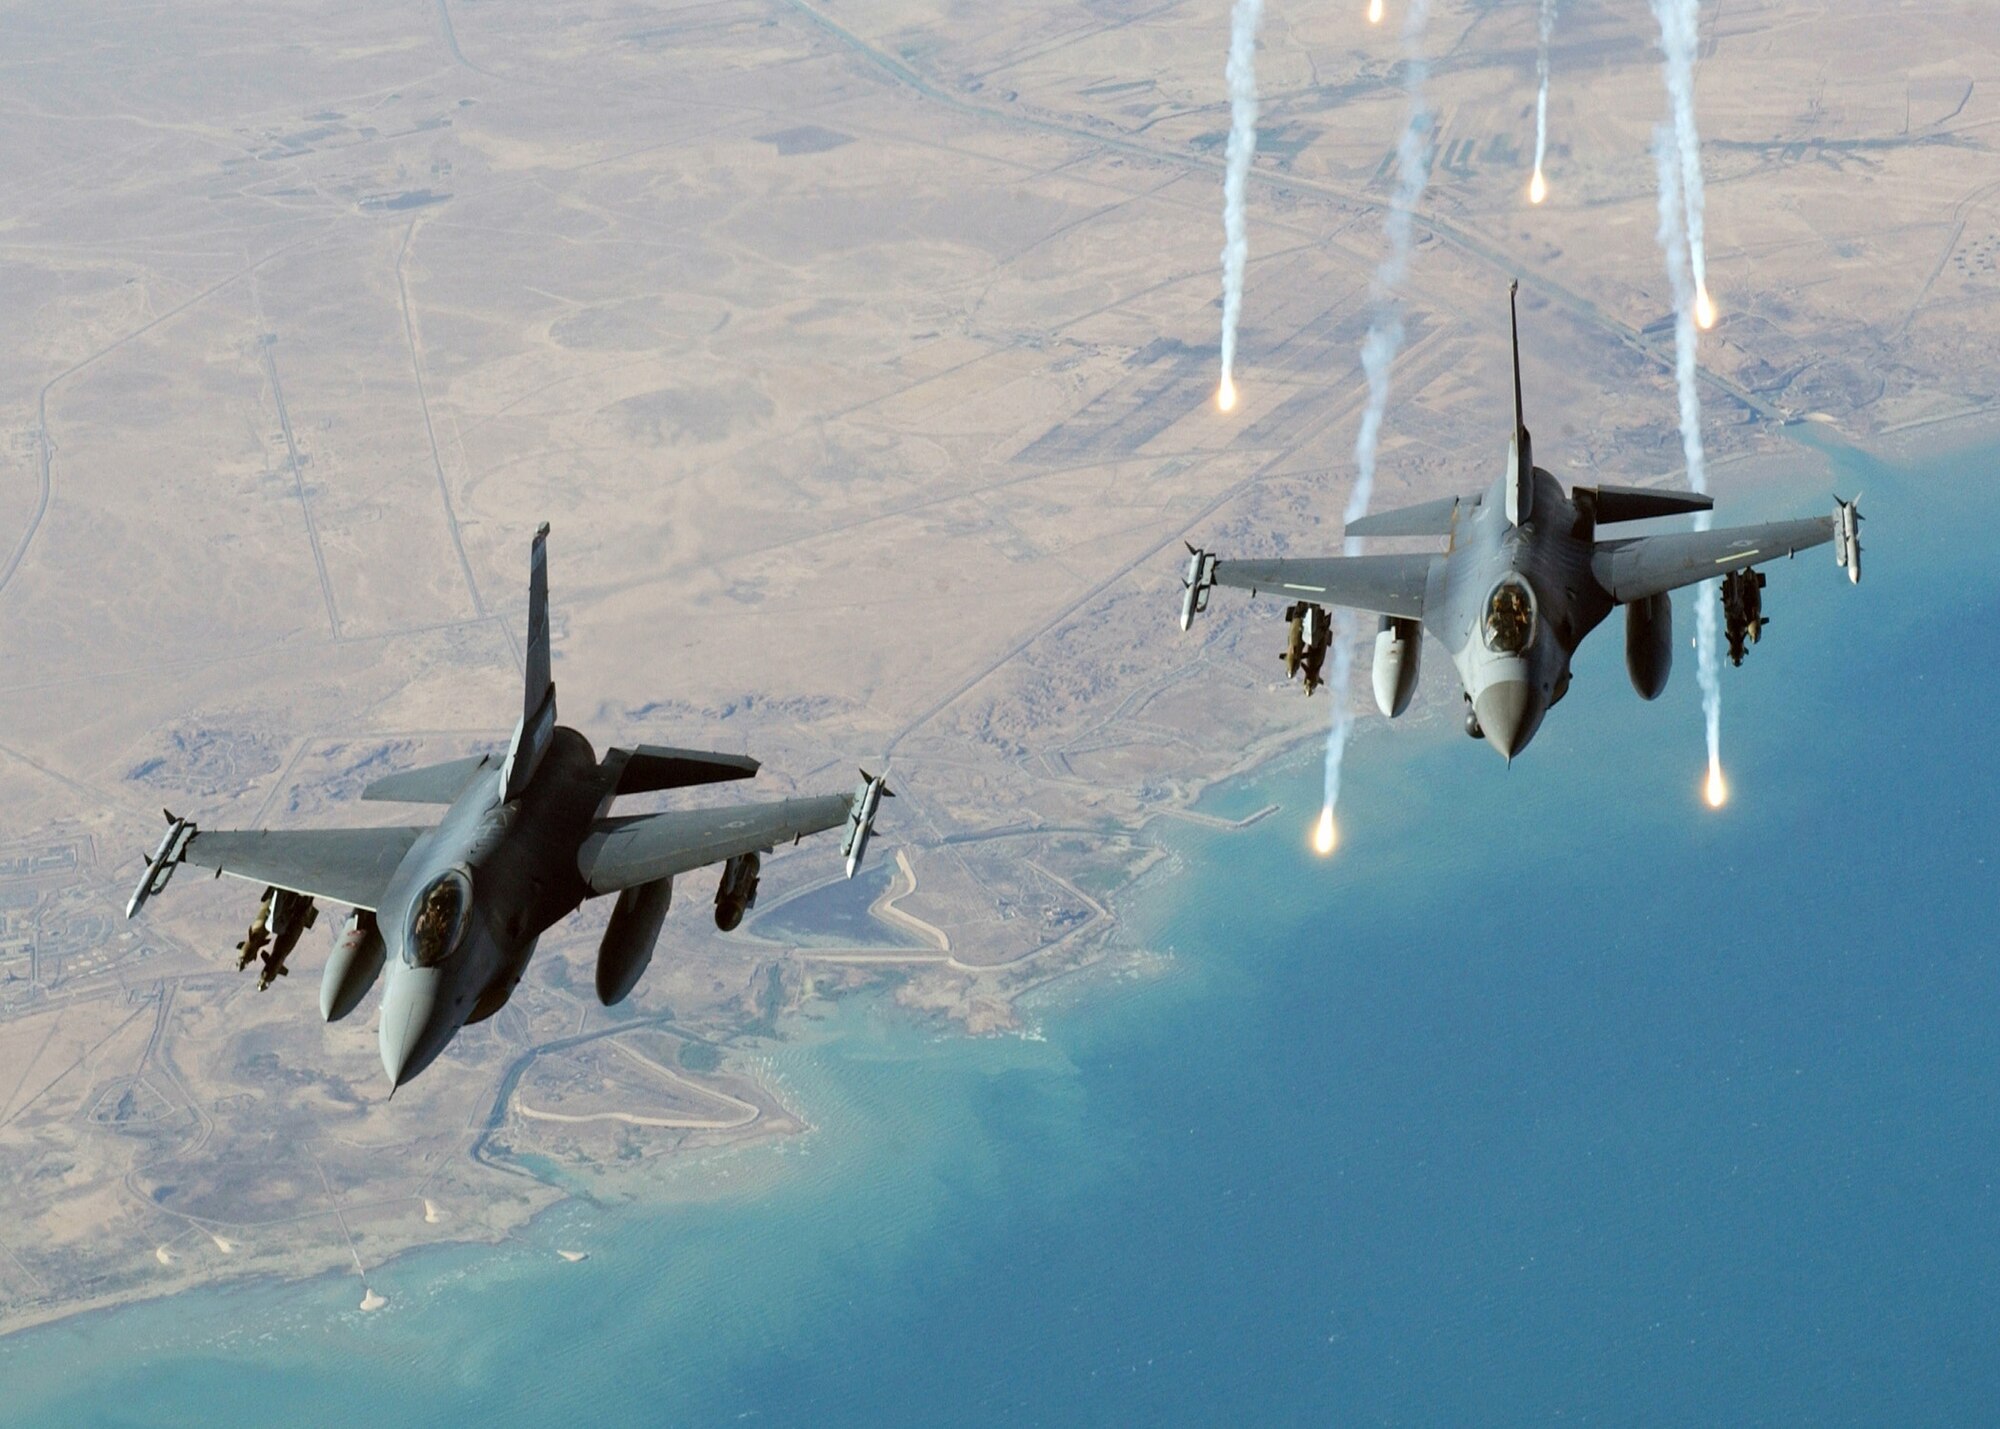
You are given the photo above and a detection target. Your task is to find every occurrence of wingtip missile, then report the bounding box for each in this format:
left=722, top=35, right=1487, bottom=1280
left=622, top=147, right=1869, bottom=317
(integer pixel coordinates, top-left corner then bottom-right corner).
left=842, top=769, right=893, bottom=878
left=126, top=813, right=194, bottom=919
left=1834, top=496, right=1863, bottom=585
left=1180, top=547, right=1217, bottom=632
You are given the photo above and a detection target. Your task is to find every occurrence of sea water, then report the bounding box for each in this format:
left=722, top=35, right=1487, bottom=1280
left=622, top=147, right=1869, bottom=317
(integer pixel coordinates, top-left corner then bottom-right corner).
left=4, top=440, right=1995, bottom=1424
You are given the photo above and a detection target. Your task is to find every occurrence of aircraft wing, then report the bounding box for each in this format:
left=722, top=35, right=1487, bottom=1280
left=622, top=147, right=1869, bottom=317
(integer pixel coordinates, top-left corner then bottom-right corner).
left=1207, top=553, right=1433, bottom=619
left=578, top=787, right=886, bottom=896
left=1592, top=516, right=1833, bottom=604
left=169, top=826, right=428, bottom=911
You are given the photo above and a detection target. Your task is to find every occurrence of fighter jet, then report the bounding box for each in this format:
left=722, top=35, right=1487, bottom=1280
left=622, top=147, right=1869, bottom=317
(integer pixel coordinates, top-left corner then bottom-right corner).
left=1178, top=282, right=1864, bottom=760
left=127, top=525, right=893, bottom=1090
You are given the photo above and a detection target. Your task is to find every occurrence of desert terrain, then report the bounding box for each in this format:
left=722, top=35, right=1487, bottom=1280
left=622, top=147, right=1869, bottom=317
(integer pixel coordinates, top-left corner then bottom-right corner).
left=0, top=0, right=1992, bottom=1331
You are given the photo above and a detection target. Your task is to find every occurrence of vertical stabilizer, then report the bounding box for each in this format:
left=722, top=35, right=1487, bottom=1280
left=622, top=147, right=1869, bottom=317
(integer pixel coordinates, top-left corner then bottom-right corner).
left=502, top=523, right=557, bottom=801
left=1505, top=281, right=1535, bottom=526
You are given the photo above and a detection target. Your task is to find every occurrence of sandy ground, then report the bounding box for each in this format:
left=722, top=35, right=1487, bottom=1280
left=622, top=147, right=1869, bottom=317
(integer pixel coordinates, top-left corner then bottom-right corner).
left=0, top=0, right=1989, bottom=1336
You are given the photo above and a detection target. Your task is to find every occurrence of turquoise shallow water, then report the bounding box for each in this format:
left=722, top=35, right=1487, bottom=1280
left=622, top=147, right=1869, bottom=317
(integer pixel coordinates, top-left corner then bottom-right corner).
left=5, top=441, right=1995, bottom=1424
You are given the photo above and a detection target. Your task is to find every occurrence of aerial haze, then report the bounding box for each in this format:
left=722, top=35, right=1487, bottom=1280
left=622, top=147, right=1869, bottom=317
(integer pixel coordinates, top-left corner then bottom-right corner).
left=0, top=1, right=1993, bottom=1402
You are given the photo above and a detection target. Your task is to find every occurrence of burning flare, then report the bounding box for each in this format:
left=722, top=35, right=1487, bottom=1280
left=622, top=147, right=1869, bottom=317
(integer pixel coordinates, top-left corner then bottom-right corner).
left=1655, top=0, right=1714, bottom=339
left=1367, top=0, right=1384, bottom=23
left=1655, top=125, right=1728, bottom=830
left=1216, top=0, right=1264, bottom=417
left=1694, top=283, right=1717, bottom=330
left=1529, top=0, right=1556, bottom=209
left=1314, top=0, right=1434, bottom=855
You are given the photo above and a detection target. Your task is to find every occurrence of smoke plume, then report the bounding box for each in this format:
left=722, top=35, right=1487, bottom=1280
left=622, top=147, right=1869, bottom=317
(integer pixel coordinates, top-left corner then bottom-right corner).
left=1217, top=0, right=1266, bottom=411
left=1319, top=0, right=1434, bottom=842
left=1652, top=123, right=1724, bottom=801
left=1529, top=0, right=1557, bottom=202
left=1653, top=0, right=1714, bottom=326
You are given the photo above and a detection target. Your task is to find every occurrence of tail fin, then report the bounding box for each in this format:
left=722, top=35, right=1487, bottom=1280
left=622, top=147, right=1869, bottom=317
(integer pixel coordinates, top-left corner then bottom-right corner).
left=502, top=523, right=557, bottom=800
left=524, top=522, right=552, bottom=721
left=1506, top=281, right=1535, bottom=526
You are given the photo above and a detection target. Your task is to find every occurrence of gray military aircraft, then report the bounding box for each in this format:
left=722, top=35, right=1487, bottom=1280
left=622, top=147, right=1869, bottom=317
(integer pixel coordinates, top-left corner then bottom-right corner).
left=1179, top=283, right=1863, bottom=760
left=127, top=526, right=892, bottom=1090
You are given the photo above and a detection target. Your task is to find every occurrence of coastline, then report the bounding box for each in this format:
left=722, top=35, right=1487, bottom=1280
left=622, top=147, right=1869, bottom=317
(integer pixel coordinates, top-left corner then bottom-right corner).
left=0, top=407, right=1973, bottom=1347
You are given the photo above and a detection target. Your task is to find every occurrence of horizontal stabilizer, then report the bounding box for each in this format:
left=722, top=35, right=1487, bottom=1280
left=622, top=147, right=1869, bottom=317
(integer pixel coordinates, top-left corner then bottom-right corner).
left=611, top=745, right=760, bottom=796
left=1574, top=484, right=1715, bottom=525
left=361, top=754, right=499, bottom=804
left=1343, top=495, right=1466, bottom=540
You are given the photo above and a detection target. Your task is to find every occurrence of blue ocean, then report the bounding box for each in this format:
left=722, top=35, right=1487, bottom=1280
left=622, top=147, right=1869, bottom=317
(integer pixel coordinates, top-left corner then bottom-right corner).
left=5, top=440, right=1993, bottom=1425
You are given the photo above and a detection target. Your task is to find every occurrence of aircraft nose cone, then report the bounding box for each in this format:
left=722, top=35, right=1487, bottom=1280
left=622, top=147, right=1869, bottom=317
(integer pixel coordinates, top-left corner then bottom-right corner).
left=379, top=964, right=445, bottom=1090
left=1475, top=679, right=1534, bottom=760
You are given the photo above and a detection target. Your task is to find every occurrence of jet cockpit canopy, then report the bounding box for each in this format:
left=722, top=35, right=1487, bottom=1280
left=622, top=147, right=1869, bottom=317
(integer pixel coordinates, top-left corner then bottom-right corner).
left=406, top=868, right=472, bottom=967
left=1483, top=579, right=1538, bottom=655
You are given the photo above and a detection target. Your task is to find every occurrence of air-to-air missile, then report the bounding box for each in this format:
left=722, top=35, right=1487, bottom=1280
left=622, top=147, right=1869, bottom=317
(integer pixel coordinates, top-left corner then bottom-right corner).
left=128, top=813, right=194, bottom=920
left=841, top=770, right=894, bottom=879
left=1835, top=495, right=1863, bottom=584
left=1180, top=545, right=1218, bottom=631
left=1720, top=568, right=1767, bottom=667
left=1281, top=601, right=1331, bottom=695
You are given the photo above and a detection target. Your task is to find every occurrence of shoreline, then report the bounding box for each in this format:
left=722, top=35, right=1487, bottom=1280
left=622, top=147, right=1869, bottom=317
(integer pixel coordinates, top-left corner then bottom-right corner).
left=0, top=407, right=1981, bottom=1347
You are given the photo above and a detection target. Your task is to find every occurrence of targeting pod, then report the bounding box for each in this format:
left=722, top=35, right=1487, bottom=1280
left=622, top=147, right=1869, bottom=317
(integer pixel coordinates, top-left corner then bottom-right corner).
left=126, top=812, right=195, bottom=918
left=1179, top=544, right=1218, bottom=632
left=1834, top=496, right=1863, bottom=584
left=842, top=769, right=895, bottom=879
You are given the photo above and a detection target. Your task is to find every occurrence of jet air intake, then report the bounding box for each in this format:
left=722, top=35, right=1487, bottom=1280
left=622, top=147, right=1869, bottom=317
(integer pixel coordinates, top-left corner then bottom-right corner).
left=596, top=877, right=673, bottom=1006
left=1371, top=616, right=1422, bottom=718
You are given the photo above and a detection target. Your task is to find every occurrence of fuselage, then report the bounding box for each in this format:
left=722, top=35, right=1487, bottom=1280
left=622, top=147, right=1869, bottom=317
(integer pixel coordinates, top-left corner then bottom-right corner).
left=375, top=727, right=604, bottom=1087
left=1424, top=467, right=1616, bottom=760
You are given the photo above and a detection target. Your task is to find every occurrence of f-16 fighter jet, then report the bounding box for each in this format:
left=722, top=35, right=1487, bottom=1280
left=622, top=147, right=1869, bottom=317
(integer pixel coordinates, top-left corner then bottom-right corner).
left=1178, top=283, right=1863, bottom=761
left=128, top=526, right=892, bottom=1090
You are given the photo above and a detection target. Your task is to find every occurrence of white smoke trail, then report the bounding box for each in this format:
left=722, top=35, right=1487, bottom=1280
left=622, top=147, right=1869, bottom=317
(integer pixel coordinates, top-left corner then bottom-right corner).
left=1529, top=0, right=1557, bottom=203
left=1217, top=0, right=1266, bottom=411
left=1652, top=124, right=1724, bottom=801
left=1653, top=0, right=1714, bottom=326
left=1319, top=0, right=1434, bottom=842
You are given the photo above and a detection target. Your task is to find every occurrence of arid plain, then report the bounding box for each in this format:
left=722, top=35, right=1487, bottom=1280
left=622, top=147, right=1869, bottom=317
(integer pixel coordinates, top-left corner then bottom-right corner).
left=0, top=0, right=1992, bottom=1331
